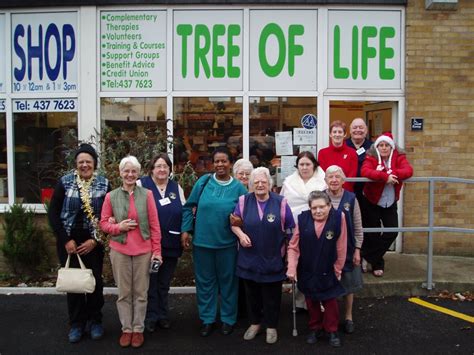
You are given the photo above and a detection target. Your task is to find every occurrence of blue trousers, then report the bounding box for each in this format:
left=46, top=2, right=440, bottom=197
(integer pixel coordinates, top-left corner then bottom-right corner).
left=193, top=245, right=238, bottom=325
left=145, top=256, right=178, bottom=323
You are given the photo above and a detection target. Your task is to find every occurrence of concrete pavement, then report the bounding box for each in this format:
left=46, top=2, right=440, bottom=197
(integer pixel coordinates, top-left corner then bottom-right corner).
left=0, top=253, right=473, bottom=297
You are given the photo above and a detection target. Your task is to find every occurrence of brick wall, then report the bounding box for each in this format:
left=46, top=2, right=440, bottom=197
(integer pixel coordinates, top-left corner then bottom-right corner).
left=404, top=0, right=474, bottom=256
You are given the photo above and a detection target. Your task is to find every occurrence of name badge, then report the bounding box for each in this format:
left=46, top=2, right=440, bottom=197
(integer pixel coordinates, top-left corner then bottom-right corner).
left=356, top=147, right=366, bottom=156
left=159, top=197, right=171, bottom=206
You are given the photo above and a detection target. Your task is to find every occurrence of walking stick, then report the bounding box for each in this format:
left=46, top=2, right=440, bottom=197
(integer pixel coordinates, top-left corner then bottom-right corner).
left=292, top=280, right=298, bottom=336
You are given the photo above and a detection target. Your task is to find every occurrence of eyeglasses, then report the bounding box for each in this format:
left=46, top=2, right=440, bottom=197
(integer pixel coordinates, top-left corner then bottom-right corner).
left=154, top=164, right=169, bottom=169
left=237, top=172, right=251, bottom=177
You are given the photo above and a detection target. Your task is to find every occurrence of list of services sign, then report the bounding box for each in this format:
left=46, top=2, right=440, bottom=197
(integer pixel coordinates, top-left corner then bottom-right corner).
left=100, top=11, right=167, bottom=91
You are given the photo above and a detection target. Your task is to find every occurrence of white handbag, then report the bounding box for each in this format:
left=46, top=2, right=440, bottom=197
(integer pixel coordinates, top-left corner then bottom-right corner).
left=56, top=254, right=96, bottom=294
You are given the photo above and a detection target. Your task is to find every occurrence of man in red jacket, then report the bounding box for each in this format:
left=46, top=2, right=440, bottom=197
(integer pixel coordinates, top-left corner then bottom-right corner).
left=360, top=133, right=413, bottom=277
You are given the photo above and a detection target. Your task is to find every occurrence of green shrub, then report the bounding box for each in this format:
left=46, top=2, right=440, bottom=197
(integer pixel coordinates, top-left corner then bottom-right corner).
left=1, top=204, right=50, bottom=276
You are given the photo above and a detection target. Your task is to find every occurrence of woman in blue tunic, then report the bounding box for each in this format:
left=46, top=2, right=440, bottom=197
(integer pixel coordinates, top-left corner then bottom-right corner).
left=287, top=190, right=347, bottom=348
left=231, top=167, right=295, bottom=344
left=138, top=153, right=186, bottom=332
left=181, top=147, right=247, bottom=337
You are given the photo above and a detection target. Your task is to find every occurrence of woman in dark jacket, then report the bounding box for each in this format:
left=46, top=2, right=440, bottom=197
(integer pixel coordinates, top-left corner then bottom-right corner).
left=231, top=167, right=294, bottom=344
left=287, top=190, right=347, bottom=348
left=48, top=143, right=110, bottom=343
left=138, top=153, right=186, bottom=332
left=361, top=133, right=413, bottom=277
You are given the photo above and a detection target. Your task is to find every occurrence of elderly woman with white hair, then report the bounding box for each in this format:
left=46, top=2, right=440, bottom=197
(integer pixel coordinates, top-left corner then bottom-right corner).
left=325, top=165, right=363, bottom=335
left=233, top=158, right=254, bottom=190
left=100, top=156, right=162, bottom=349
left=231, top=167, right=295, bottom=344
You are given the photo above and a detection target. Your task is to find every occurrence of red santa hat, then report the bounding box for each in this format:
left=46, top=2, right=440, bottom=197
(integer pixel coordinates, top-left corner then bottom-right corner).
left=374, top=132, right=395, bottom=173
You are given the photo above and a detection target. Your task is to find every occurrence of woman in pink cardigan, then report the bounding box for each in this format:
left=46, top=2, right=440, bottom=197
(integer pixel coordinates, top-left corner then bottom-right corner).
left=100, top=155, right=162, bottom=349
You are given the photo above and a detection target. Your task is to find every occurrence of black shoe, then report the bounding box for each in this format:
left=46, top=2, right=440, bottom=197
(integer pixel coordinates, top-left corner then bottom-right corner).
left=200, top=323, right=214, bottom=337
left=329, top=332, right=341, bottom=347
left=221, top=323, right=233, bottom=335
left=158, top=319, right=171, bottom=329
left=145, top=320, right=156, bottom=333
left=344, top=319, right=354, bottom=334
left=306, top=329, right=324, bottom=344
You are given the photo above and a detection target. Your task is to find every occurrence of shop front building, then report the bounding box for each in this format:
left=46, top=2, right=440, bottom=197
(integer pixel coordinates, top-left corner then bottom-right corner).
left=0, top=0, right=472, bottom=263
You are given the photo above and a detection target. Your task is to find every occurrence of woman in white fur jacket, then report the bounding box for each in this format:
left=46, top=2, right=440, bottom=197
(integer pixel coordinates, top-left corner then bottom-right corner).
left=280, top=151, right=327, bottom=310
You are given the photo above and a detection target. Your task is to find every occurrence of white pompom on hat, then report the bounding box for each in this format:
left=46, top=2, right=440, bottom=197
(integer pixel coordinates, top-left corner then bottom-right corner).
left=374, top=132, right=395, bottom=173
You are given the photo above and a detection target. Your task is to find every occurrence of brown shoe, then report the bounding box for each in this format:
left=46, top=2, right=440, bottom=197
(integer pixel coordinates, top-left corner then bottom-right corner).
left=131, top=332, right=144, bottom=348
left=119, top=332, right=132, bottom=347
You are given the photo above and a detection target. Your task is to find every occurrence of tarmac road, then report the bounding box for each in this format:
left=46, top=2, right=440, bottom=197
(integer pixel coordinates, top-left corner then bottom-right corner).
left=0, top=293, right=472, bottom=354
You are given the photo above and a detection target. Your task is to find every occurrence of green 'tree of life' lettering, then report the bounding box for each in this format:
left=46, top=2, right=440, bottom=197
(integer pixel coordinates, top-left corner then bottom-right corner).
left=259, top=23, right=305, bottom=77
left=333, top=25, right=396, bottom=80
left=176, top=23, right=241, bottom=79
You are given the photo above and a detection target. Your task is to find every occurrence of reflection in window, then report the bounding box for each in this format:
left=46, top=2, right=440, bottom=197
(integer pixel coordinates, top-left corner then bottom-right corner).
left=249, top=97, right=317, bottom=175
left=0, top=113, right=7, bottom=202
left=14, top=112, right=77, bottom=203
left=101, top=97, right=168, bottom=176
left=173, top=97, right=242, bottom=175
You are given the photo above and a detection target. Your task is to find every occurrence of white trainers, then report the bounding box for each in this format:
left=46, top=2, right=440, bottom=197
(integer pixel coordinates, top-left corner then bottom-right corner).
left=243, top=324, right=261, bottom=340
left=266, top=328, right=278, bottom=344
left=362, top=258, right=368, bottom=273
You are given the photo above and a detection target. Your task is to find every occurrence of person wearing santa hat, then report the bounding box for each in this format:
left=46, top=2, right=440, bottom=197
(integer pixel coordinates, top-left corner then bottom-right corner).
left=360, top=133, right=413, bottom=277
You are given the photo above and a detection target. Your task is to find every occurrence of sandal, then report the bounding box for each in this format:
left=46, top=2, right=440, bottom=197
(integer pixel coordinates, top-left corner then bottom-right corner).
left=373, top=270, right=384, bottom=277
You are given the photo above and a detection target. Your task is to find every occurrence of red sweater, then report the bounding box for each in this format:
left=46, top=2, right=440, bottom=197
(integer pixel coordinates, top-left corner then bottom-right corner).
left=318, top=143, right=358, bottom=192
left=361, top=149, right=413, bottom=205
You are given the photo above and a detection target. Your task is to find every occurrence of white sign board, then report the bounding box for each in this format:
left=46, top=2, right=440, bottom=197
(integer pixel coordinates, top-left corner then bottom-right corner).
left=249, top=10, right=317, bottom=91
left=299, top=145, right=317, bottom=157
left=293, top=128, right=317, bottom=145
left=11, top=12, right=78, bottom=93
left=328, top=10, right=401, bottom=89
left=173, top=10, right=243, bottom=91
left=0, top=14, right=5, bottom=93
left=275, top=131, right=293, bottom=156
left=100, top=11, right=167, bottom=92
left=280, top=155, right=297, bottom=183
left=0, top=99, right=5, bottom=112
left=13, top=98, right=78, bottom=112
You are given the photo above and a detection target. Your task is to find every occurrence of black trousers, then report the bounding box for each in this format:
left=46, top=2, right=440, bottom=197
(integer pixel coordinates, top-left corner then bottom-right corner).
left=145, top=256, right=178, bottom=323
left=360, top=197, right=398, bottom=271
left=243, top=279, right=282, bottom=328
left=57, top=234, right=104, bottom=327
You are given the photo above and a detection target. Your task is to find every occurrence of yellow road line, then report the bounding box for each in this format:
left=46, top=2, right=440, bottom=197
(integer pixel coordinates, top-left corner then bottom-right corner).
left=408, top=297, right=474, bottom=323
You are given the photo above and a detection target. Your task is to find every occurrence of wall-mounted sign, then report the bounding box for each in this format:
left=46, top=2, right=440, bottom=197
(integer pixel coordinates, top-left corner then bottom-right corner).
left=11, top=12, right=78, bottom=93
left=100, top=11, right=167, bottom=92
left=0, top=14, right=5, bottom=93
left=0, top=99, right=5, bottom=112
left=411, top=117, right=423, bottom=131
left=301, top=113, right=317, bottom=129
left=249, top=10, right=317, bottom=91
left=13, top=98, right=78, bottom=112
left=173, top=10, right=243, bottom=91
left=328, top=10, right=401, bottom=90
left=294, top=128, right=317, bottom=145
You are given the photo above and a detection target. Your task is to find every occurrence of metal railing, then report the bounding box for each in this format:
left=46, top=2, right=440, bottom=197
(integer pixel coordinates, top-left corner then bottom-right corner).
left=346, top=176, right=474, bottom=290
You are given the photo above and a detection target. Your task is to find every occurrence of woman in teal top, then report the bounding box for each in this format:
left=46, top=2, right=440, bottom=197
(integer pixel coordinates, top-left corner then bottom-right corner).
left=181, top=147, right=247, bottom=337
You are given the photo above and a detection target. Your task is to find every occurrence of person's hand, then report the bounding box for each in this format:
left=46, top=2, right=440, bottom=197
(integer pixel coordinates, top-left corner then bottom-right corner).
left=287, top=273, right=296, bottom=282
left=77, top=239, right=97, bottom=255
left=65, top=240, right=77, bottom=254
left=387, top=174, right=399, bottom=185
left=238, top=233, right=252, bottom=248
left=108, top=216, right=116, bottom=224
left=181, top=232, right=191, bottom=250
left=353, top=248, right=361, bottom=266
left=119, top=219, right=138, bottom=232
left=229, top=213, right=243, bottom=227
left=151, top=254, right=163, bottom=264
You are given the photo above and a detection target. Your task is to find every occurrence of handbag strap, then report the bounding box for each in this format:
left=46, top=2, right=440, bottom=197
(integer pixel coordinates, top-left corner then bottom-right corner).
left=64, top=254, right=87, bottom=270
left=196, top=174, right=212, bottom=209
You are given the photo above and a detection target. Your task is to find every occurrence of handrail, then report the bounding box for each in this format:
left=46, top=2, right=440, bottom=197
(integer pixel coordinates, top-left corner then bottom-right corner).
left=345, top=176, right=474, bottom=290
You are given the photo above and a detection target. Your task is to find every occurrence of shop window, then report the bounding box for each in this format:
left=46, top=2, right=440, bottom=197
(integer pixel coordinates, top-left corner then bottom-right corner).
left=100, top=97, right=167, bottom=162
left=0, top=112, right=7, bottom=202
left=250, top=97, right=317, bottom=175
left=13, top=111, right=77, bottom=203
left=173, top=97, right=242, bottom=175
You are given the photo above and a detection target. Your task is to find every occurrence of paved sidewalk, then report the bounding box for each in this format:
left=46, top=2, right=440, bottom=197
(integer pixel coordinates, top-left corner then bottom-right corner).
left=0, top=253, right=473, bottom=297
